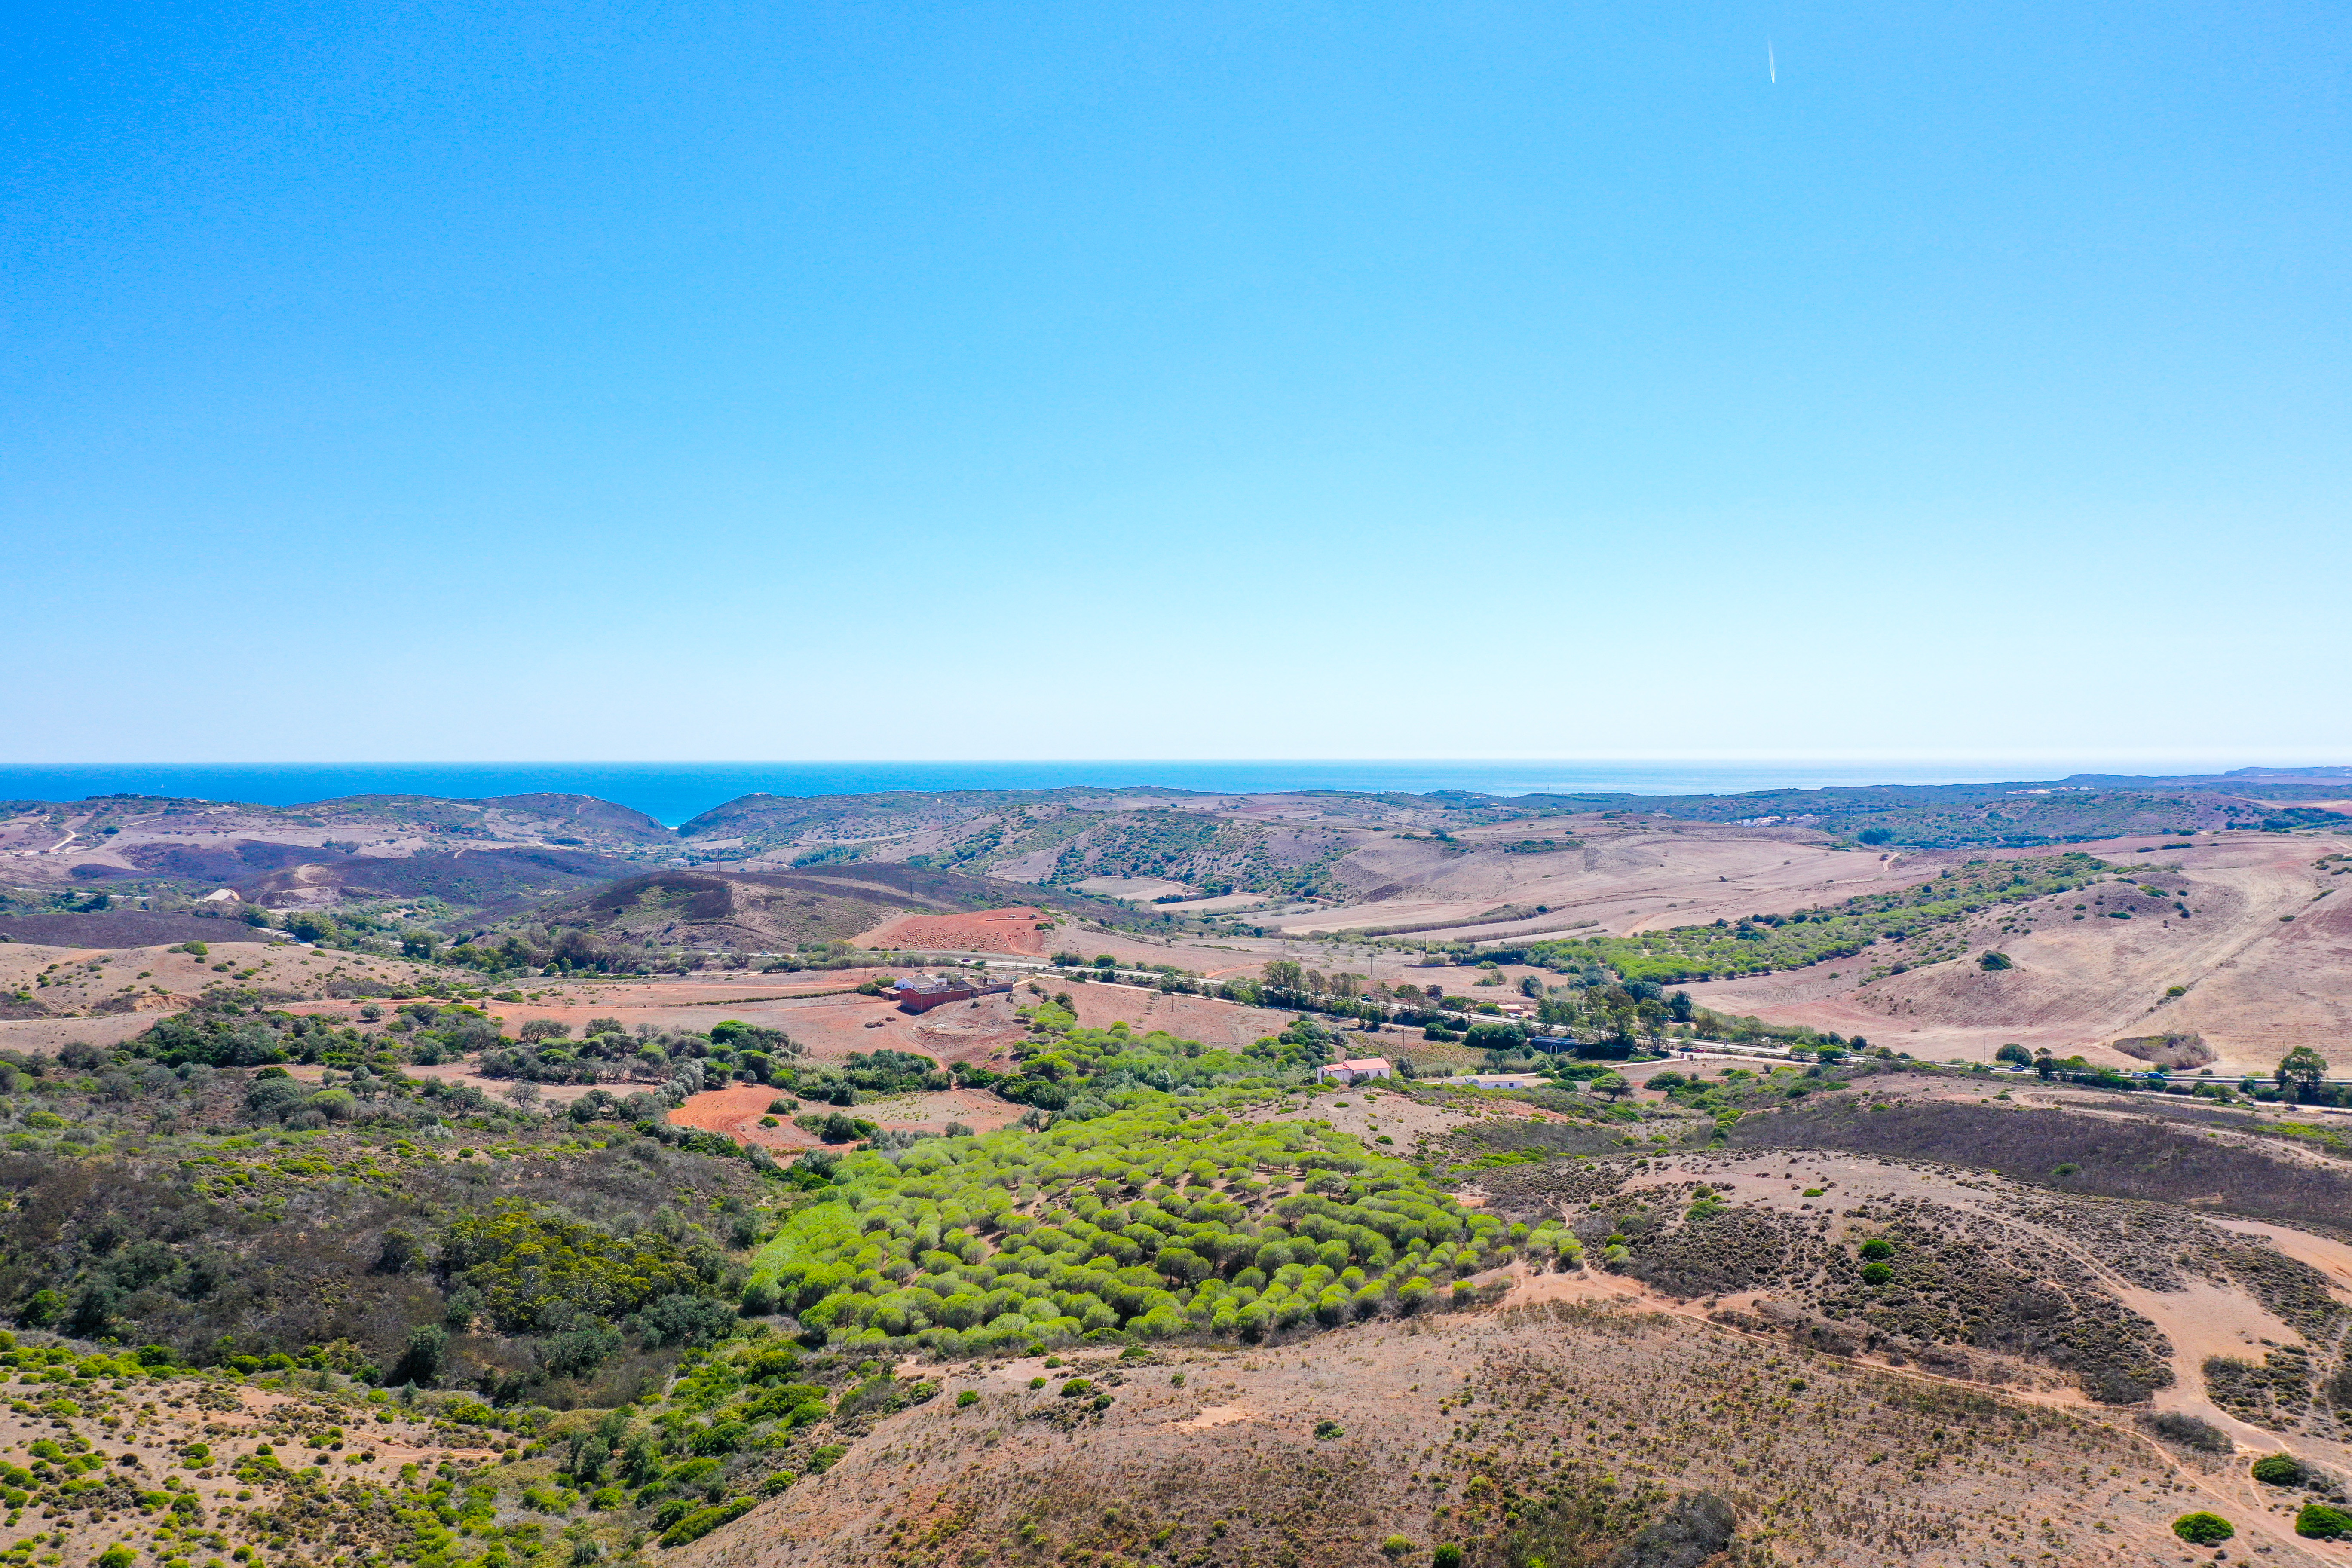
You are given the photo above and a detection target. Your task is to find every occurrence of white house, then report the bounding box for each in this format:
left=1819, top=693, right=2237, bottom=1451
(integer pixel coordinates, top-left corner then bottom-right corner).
left=1318, top=1057, right=1393, bottom=1085
left=1464, top=1072, right=1547, bottom=1090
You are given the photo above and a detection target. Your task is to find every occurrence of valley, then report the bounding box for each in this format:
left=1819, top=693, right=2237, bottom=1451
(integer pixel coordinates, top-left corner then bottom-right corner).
left=0, top=775, right=2346, bottom=1566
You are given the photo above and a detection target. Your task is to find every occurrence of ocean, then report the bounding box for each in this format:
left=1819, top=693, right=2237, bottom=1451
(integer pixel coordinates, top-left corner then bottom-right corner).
left=0, top=759, right=2221, bottom=828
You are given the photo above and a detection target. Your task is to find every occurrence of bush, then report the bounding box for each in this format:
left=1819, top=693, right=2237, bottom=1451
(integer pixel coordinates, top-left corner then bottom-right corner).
left=2171, top=1513, right=2234, bottom=1546
left=1314, top=1419, right=1344, bottom=1440
left=1380, top=1538, right=1411, bottom=1561
left=539, top=1323, right=623, bottom=1378
left=956, top=1390, right=978, bottom=1408
left=1432, top=1547, right=1464, bottom=1568
left=2251, top=1454, right=2308, bottom=1486
left=638, top=1293, right=738, bottom=1348
left=658, top=1500, right=756, bottom=1548
left=1859, top=1263, right=1893, bottom=1285
left=2297, top=1504, right=2352, bottom=1540
left=2142, top=1412, right=2233, bottom=1453
left=1857, top=1238, right=1894, bottom=1260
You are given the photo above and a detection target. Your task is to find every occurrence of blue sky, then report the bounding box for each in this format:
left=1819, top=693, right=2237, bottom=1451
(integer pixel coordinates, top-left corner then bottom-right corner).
left=6, top=1, right=2346, bottom=764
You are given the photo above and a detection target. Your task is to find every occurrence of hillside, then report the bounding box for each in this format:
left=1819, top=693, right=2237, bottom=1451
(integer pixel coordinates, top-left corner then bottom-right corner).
left=0, top=793, right=674, bottom=918
left=8, top=780, right=2352, bottom=1079
left=507, top=865, right=1167, bottom=957
left=1679, top=829, right=2352, bottom=1070
left=0, top=948, right=2339, bottom=1565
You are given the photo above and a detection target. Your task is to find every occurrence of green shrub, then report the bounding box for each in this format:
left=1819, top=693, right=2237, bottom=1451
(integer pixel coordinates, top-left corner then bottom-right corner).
left=2251, top=1454, right=2307, bottom=1486
left=1860, top=1263, right=1894, bottom=1285
left=2171, top=1513, right=2234, bottom=1545
left=1858, top=1238, right=1894, bottom=1261
left=1432, top=1547, right=1464, bottom=1568
left=955, top=1390, right=978, bottom=1408
left=1380, top=1538, right=1411, bottom=1561
left=2297, top=1504, right=2352, bottom=1540
left=658, top=1499, right=755, bottom=1548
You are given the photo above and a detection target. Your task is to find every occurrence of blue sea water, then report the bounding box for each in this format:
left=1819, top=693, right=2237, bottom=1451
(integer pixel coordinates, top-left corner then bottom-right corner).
left=0, top=759, right=2229, bottom=828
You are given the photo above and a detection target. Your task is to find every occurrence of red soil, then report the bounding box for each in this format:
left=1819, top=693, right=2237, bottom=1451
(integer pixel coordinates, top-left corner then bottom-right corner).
left=668, top=1082, right=1028, bottom=1152
left=852, top=906, right=1050, bottom=955
left=671, top=1083, right=811, bottom=1151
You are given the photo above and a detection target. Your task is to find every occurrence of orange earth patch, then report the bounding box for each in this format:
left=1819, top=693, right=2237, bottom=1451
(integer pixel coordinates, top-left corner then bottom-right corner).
left=853, top=905, right=1051, bottom=955
left=669, top=1083, right=808, bottom=1150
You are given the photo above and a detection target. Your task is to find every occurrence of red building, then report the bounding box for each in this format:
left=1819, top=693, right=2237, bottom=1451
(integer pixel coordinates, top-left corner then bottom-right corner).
left=894, top=974, right=1015, bottom=1013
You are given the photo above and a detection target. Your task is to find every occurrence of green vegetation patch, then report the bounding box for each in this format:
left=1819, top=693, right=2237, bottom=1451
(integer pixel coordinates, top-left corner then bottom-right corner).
left=754, top=1107, right=1575, bottom=1355
left=441, top=1203, right=717, bottom=1334
left=969, top=1012, right=1335, bottom=1112
left=1516, top=854, right=2110, bottom=984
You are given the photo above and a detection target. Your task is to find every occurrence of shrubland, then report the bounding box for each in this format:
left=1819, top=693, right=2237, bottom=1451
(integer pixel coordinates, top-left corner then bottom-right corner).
left=1501, top=854, right=2111, bottom=984
left=752, top=1104, right=1580, bottom=1356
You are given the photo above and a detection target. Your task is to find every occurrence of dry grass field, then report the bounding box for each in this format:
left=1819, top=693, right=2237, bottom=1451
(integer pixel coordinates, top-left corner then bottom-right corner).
left=676, top=1297, right=2343, bottom=1568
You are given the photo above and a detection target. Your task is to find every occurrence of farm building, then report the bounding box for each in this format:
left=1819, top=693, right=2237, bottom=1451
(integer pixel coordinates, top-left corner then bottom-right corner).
left=1317, top=1057, right=1394, bottom=1085
left=893, top=974, right=1016, bottom=1014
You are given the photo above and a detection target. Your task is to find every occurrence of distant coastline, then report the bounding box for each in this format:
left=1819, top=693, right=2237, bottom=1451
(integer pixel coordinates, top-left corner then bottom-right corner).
left=0, top=759, right=2278, bottom=828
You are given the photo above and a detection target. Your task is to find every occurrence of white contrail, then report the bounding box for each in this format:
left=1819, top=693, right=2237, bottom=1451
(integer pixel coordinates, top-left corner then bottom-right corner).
left=1768, top=41, right=1776, bottom=83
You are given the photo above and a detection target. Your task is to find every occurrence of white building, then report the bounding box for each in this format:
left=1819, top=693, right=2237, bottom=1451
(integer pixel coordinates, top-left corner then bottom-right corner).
left=1318, top=1057, right=1394, bottom=1084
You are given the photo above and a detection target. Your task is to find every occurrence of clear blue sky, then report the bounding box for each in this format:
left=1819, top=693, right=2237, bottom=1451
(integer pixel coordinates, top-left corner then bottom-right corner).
left=6, top=1, right=2346, bottom=764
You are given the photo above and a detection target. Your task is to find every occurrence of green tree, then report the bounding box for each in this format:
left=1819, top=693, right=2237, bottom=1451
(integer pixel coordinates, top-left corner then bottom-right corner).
left=392, top=1323, right=447, bottom=1387
left=1591, top=1072, right=1629, bottom=1101
left=285, top=911, right=341, bottom=944
left=2276, top=1047, right=2329, bottom=1095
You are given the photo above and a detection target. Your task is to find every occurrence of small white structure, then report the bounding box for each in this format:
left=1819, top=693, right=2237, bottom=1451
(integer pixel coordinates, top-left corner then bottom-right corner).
left=1464, top=1072, right=1547, bottom=1090
left=1318, top=1057, right=1393, bottom=1085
